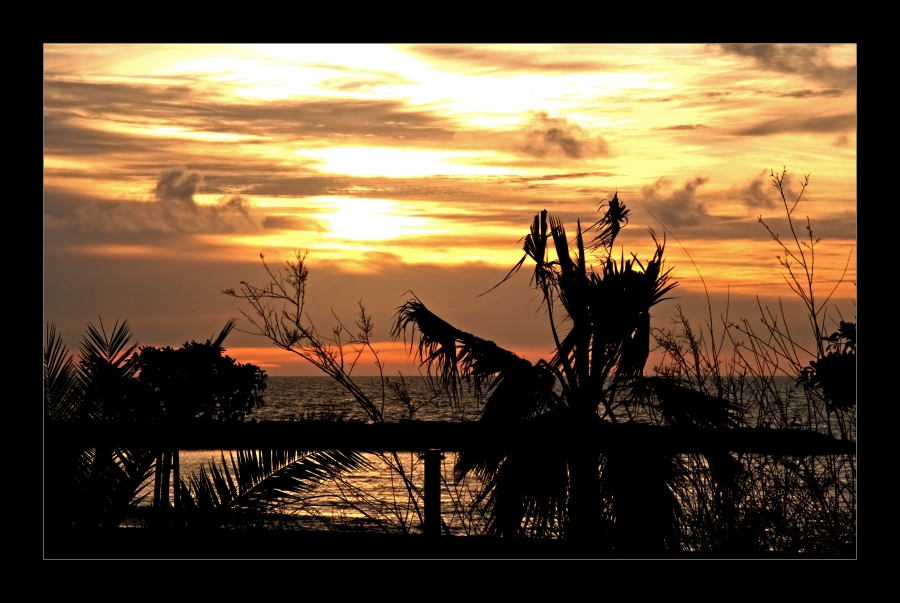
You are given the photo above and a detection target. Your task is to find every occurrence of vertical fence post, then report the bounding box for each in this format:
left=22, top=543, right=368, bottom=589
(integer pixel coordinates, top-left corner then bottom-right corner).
left=423, top=449, right=444, bottom=541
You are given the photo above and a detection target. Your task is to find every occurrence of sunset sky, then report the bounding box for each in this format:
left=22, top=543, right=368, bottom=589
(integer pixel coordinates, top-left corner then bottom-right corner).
left=43, top=44, right=856, bottom=375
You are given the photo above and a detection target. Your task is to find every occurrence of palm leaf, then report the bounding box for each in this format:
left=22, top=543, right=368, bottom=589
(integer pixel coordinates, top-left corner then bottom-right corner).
left=76, top=318, right=140, bottom=421
left=392, top=298, right=528, bottom=403
left=44, top=322, right=79, bottom=421
left=182, top=447, right=371, bottom=527
left=589, top=192, right=631, bottom=254
left=46, top=319, right=157, bottom=529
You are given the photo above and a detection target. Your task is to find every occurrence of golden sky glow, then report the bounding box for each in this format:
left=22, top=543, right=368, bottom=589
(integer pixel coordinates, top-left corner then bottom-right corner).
left=44, top=44, right=856, bottom=374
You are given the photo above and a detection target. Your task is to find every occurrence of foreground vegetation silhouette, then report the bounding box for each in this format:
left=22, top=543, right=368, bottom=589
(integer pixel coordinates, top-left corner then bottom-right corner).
left=45, top=167, right=855, bottom=556
left=44, top=319, right=367, bottom=533
left=224, top=168, right=854, bottom=554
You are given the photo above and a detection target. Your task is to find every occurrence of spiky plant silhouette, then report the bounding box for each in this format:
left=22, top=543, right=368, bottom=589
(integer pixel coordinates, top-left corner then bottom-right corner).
left=390, top=194, right=730, bottom=549
left=44, top=319, right=157, bottom=531
left=650, top=168, right=855, bottom=554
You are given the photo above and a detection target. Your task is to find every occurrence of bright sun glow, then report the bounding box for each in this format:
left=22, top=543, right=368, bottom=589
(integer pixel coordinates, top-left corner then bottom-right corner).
left=313, top=198, right=439, bottom=241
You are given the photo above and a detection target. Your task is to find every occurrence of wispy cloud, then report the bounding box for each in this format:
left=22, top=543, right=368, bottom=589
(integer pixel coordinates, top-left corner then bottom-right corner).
left=407, top=45, right=616, bottom=74
left=777, top=88, right=843, bottom=98
left=654, top=124, right=707, bottom=131
left=44, top=79, right=459, bottom=143
left=315, top=70, right=418, bottom=92
left=736, top=113, right=855, bottom=136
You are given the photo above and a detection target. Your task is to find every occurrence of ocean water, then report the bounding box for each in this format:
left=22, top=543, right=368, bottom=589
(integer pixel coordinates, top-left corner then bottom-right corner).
left=255, top=375, right=481, bottom=423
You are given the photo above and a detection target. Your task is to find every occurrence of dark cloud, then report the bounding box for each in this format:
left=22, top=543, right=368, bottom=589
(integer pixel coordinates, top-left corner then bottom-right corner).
left=717, top=44, right=856, bottom=89
left=45, top=167, right=263, bottom=234
left=640, top=176, right=710, bottom=227
left=155, top=168, right=203, bottom=205
left=832, top=133, right=853, bottom=148
left=407, top=45, right=615, bottom=74
left=516, top=111, right=609, bottom=159
left=736, top=113, right=855, bottom=136
left=654, top=124, right=707, bottom=131
left=729, top=170, right=779, bottom=209
left=513, top=171, right=617, bottom=182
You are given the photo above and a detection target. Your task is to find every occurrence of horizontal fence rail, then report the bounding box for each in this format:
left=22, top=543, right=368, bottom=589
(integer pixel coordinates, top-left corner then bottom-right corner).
left=46, top=419, right=856, bottom=456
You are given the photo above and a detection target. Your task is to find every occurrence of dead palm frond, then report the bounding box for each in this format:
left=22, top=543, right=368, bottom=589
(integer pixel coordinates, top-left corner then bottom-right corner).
left=392, top=298, right=533, bottom=404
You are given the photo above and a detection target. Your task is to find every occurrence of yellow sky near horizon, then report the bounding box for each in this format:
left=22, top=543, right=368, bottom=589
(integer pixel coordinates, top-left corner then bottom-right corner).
left=44, top=44, right=856, bottom=374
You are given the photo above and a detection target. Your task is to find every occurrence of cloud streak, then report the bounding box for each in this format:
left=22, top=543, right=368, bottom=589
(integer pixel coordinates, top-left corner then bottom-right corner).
left=44, top=80, right=459, bottom=143
left=736, top=113, right=855, bottom=136
left=407, top=45, right=616, bottom=74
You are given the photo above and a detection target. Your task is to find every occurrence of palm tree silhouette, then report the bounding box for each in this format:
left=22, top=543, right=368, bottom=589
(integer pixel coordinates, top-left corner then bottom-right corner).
left=44, top=320, right=157, bottom=531
left=392, top=195, right=696, bottom=547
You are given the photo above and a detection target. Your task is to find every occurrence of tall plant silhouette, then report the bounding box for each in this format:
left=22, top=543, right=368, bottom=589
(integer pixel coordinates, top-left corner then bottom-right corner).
left=392, top=195, right=695, bottom=547
left=225, top=252, right=439, bottom=533
left=649, top=168, right=855, bottom=554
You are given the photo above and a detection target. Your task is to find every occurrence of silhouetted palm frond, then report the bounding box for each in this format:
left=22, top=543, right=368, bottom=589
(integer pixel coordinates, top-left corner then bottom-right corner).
left=392, top=299, right=529, bottom=403
left=44, top=322, right=79, bottom=421
left=76, top=319, right=140, bottom=421
left=481, top=210, right=558, bottom=299
left=45, top=320, right=157, bottom=530
left=475, top=411, right=569, bottom=538
left=392, top=299, right=568, bottom=536
left=590, top=192, right=630, bottom=255
left=600, top=446, right=685, bottom=554
left=211, top=317, right=238, bottom=349
left=647, top=377, right=740, bottom=431
left=80, top=318, right=139, bottom=368
left=181, top=447, right=371, bottom=528
left=454, top=359, right=559, bottom=485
